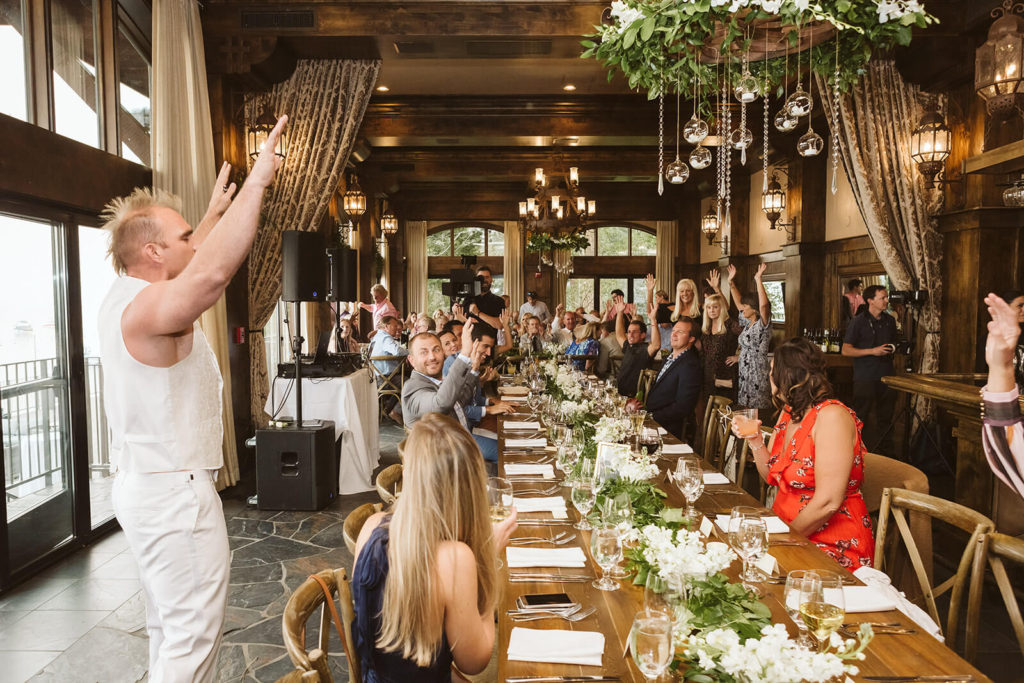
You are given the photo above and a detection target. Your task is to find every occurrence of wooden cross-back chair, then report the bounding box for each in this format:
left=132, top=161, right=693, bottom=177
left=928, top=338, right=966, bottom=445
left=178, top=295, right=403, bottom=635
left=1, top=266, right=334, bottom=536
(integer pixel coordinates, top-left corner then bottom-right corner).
left=966, top=532, right=1024, bottom=665
left=636, top=369, right=657, bottom=402
left=375, top=463, right=403, bottom=507
left=368, top=356, right=408, bottom=415
left=343, top=502, right=382, bottom=555
left=701, top=396, right=732, bottom=467
left=874, top=487, right=994, bottom=658
left=281, top=568, right=360, bottom=683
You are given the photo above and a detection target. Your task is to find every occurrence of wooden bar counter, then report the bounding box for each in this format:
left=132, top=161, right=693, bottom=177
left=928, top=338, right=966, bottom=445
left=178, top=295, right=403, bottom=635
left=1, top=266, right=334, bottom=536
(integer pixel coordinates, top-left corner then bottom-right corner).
left=883, top=373, right=1024, bottom=535
left=495, top=412, right=990, bottom=682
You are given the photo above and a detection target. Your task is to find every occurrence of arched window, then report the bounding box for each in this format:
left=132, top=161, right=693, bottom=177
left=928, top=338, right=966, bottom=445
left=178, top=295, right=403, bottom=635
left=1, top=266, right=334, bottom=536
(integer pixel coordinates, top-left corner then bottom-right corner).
left=425, top=223, right=504, bottom=315
left=565, top=224, right=657, bottom=313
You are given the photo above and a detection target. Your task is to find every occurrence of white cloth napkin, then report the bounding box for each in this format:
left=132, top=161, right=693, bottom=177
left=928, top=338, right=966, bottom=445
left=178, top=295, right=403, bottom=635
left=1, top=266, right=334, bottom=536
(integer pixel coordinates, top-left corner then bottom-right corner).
left=662, top=443, right=694, bottom=454
left=499, top=386, right=530, bottom=396
left=715, top=514, right=790, bottom=534
left=513, top=496, right=568, bottom=518
left=472, top=428, right=497, bottom=440
left=842, top=585, right=899, bottom=613
left=507, top=627, right=604, bottom=666
left=506, top=438, right=548, bottom=448
left=504, top=463, right=554, bottom=479
left=703, top=472, right=731, bottom=485
left=852, top=566, right=944, bottom=640
left=504, top=420, right=541, bottom=430
left=505, top=546, right=588, bottom=568
left=657, top=427, right=668, bottom=435
left=504, top=395, right=528, bottom=403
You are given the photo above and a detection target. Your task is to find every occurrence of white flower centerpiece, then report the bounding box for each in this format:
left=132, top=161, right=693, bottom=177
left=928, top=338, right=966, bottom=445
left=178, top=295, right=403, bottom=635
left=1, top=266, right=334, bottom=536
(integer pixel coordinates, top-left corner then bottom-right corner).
left=637, top=525, right=735, bottom=594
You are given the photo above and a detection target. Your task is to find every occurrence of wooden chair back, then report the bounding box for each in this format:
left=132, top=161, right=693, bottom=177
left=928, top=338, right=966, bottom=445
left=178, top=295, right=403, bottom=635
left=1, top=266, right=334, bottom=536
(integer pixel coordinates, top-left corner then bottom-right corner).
left=368, top=355, right=408, bottom=414
left=273, top=669, right=321, bottom=682
left=344, top=502, right=382, bottom=555
left=281, top=568, right=360, bottom=683
left=397, top=438, right=406, bottom=461
left=752, top=426, right=777, bottom=507
left=874, top=487, right=993, bottom=654
left=966, top=532, right=1024, bottom=664
left=636, top=369, right=656, bottom=401
left=701, top=395, right=732, bottom=462
left=375, top=463, right=403, bottom=506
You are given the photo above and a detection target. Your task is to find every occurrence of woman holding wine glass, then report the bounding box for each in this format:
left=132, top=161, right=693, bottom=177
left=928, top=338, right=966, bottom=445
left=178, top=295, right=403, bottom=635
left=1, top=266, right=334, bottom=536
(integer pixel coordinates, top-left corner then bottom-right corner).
left=351, top=413, right=518, bottom=680
left=731, top=337, right=874, bottom=569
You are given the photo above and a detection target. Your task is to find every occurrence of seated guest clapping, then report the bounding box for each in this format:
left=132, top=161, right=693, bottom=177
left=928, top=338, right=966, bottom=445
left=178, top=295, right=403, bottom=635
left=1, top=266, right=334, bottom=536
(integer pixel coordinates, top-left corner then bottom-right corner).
left=733, top=338, right=874, bottom=568
left=644, top=316, right=700, bottom=440
left=981, top=292, right=1024, bottom=498
left=353, top=413, right=519, bottom=680
left=402, top=319, right=485, bottom=428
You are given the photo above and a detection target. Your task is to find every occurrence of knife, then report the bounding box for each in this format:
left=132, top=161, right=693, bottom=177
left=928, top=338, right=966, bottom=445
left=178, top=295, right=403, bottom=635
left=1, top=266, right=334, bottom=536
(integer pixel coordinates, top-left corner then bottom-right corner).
left=862, top=676, right=977, bottom=682
left=505, top=677, right=620, bottom=682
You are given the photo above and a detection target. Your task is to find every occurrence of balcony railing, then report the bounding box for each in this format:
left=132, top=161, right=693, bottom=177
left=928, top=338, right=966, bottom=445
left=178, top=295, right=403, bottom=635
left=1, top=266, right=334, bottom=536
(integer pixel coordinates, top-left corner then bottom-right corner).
left=1, top=357, right=109, bottom=503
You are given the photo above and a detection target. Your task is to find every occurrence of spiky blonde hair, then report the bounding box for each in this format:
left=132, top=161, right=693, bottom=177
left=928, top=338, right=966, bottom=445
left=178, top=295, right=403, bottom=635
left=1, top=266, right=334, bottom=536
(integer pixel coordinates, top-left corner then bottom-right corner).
left=100, top=187, right=181, bottom=275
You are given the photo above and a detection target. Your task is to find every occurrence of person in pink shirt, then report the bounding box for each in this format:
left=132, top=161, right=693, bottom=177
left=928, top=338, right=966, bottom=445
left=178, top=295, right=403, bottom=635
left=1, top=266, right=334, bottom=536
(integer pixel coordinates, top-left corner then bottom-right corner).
left=843, top=279, right=865, bottom=319
left=359, top=284, right=401, bottom=339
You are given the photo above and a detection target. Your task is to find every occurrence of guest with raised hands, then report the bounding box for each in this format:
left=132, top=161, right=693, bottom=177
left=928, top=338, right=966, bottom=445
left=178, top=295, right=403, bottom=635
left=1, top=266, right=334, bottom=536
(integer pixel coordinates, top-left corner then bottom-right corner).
left=727, top=262, right=773, bottom=416
left=701, top=268, right=742, bottom=405
left=981, top=292, right=1024, bottom=498
left=353, top=413, right=518, bottom=680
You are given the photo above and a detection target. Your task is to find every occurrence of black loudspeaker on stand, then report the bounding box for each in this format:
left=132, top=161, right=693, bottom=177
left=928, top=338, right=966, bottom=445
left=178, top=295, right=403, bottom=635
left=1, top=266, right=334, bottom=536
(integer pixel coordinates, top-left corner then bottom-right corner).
left=282, top=230, right=327, bottom=302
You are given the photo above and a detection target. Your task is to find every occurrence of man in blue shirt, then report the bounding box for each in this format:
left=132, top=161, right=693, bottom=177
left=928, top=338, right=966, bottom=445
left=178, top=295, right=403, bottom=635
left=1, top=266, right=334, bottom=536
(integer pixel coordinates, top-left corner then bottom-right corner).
left=842, top=285, right=898, bottom=453
left=369, top=315, right=407, bottom=423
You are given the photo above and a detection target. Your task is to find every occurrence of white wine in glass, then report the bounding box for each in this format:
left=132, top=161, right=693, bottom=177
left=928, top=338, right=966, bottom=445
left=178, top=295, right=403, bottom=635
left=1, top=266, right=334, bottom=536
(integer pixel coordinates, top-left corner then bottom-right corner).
left=799, top=570, right=845, bottom=651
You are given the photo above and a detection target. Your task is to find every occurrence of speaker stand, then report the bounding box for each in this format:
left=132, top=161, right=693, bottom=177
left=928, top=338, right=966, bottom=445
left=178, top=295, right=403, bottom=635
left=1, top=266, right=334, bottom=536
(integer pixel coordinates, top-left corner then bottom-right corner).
left=291, top=301, right=305, bottom=425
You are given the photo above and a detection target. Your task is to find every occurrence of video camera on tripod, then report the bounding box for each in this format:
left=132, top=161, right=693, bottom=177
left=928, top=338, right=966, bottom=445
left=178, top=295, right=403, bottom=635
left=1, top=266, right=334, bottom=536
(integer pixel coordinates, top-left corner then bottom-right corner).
left=440, top=255, right=483, bottom=306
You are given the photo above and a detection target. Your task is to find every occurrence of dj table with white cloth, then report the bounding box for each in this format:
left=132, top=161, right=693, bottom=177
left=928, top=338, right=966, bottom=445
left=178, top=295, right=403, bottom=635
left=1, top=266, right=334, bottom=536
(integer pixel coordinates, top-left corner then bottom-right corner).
left=264, top=368, right=380, bottom=494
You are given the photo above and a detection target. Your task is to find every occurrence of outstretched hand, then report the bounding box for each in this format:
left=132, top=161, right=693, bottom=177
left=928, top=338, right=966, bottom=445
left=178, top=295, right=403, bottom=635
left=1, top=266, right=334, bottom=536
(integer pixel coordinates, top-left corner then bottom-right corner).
left=755, top=262, right=768, bottom=280
left=726, top=264, right=737, bottom=281
left=248, top=115, right=288, bottom=189
left=985, top=293, right=1021, bottom=370
left=645, top=273, right=656, bottom=291
left=706, top=269, right=721, bottom=291
left=461, top=317, right=476, bottom=353
left=206, top=162, right=236, bottom=216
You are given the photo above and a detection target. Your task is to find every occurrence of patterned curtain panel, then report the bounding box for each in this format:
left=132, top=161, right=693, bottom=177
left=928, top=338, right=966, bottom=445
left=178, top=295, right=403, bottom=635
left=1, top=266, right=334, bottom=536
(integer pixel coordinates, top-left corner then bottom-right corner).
left=656, top=220, right=678, bottom=297
left=503, top=220, right=524, bottom=315
left=406, top=220, right=427, bottom=314
left=247, top=59, right=381, bottom=427
left=816, top=62, right=944, bottom=387
left=152, top=0, right=239, bottom=488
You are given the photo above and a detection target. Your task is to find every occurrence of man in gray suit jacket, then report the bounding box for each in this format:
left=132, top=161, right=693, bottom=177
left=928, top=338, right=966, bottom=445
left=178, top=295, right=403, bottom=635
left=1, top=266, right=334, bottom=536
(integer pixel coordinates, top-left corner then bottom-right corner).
left=402, top=319, right=486, bottom=428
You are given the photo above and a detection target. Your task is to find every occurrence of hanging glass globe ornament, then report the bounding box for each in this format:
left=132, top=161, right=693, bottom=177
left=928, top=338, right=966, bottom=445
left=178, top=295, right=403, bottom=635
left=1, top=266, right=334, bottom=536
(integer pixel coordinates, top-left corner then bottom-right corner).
left=774, top=109, right=799, bottom=132
left=665, top=157, right=690, bottom=184
left=682, top=116, right=709, bottom=144
left=729, top=127, right=753, bottom=150
left=785, top=85, right=813, bottom=118
left=734, top=71, right=760, bottom=103
left=689, top=144, right=712, bottom=169
left=797, top=128, right=824, bottom=157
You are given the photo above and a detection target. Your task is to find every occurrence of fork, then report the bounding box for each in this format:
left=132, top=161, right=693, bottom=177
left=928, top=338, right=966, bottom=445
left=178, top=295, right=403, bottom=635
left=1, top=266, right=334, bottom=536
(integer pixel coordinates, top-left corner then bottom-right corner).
left=514, top=485, right=561, bottom=496
left=509, top=606, right=597, bottom=622
left=510, top=532, right=577, bottom=546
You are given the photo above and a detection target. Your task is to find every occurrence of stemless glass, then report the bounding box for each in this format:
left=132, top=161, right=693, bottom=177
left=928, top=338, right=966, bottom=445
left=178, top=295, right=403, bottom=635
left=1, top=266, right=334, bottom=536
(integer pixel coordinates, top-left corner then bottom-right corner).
left=631, top=611, right=673, bottom=681
left=487, top=477, right=514, bottom=569
left=570, top=480, right=595, bottom=530
left=736, top=517, right=769, bottom=588
left=784, top=570, right=820, bottom=648
left=675, top=457, right=704, bottom=522
left=731, top=408, right=759, bottom=438
left=590, top=525, right=622, bottom=591
left=800, top=570, right=846, bottom=651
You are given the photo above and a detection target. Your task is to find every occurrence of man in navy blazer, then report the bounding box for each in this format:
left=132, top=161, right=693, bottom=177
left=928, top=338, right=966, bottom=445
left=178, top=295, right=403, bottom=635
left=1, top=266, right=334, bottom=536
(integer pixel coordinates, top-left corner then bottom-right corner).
left=645, top=316, right=701, bottom=440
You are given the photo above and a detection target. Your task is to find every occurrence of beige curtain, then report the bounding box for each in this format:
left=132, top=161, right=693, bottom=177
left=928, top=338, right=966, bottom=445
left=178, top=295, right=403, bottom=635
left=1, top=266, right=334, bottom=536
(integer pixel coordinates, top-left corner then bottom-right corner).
left=152, top=0, right=239, bottom=488
left=816, top=62, right=944, bottom=396
left=248, top=59, right=381, bottom=427
left=655, top=220, right=677, bottom=296
left=406, top=220, right=428, bottom=314
left=503, top=220, right=524, bottom=313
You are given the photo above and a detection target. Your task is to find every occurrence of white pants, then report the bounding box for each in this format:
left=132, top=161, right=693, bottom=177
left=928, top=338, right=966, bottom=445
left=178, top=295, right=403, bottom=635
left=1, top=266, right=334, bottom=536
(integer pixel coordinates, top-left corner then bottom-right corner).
left=112, top=469, right=230, bottom=683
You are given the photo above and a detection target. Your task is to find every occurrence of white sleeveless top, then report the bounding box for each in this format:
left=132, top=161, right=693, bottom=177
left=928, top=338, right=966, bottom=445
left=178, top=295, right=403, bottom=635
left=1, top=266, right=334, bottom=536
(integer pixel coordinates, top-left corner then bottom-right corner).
left=97, top=276, right=224, bottom=473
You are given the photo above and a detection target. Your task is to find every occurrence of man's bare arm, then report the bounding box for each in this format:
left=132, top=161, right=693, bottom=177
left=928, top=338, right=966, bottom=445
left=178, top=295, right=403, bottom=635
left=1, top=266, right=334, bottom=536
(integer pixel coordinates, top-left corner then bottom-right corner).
left=126, top=116, right=287, bottom=338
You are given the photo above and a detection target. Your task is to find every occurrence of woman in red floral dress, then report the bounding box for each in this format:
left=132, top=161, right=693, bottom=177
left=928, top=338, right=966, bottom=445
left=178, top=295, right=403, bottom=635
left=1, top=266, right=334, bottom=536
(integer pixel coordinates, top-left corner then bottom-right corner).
left=734, top=338, right=874, bottom=568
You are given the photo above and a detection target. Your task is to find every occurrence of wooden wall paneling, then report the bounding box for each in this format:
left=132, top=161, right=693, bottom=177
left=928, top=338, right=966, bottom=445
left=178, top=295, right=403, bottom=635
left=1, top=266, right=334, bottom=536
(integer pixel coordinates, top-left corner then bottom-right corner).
left=822, top=236, right=882, bottom=328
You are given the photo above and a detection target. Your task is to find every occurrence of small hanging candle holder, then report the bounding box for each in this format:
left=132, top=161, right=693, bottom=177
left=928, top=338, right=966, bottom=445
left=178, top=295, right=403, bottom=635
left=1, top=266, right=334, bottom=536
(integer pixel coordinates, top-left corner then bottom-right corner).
left=690, top=144, right=713, bottom=169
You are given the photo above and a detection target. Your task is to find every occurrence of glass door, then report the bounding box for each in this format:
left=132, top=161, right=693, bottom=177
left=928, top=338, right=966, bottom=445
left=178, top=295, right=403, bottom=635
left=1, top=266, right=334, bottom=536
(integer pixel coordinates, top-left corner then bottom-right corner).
left=0, top=214, right=75, bottom=572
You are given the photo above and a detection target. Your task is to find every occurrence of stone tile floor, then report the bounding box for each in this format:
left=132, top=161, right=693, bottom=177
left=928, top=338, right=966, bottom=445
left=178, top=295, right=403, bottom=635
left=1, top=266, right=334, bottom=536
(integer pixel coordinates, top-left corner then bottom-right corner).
left=1, top=421, right=1022, bottom=681
left=0, top=422, right=405, bottom=683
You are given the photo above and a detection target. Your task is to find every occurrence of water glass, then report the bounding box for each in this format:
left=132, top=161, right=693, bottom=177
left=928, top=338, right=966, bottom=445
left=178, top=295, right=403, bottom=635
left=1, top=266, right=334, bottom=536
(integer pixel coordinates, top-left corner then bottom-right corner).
left=601, top=493, right=633, bottom=578
left=570, top=481, right=595, bottom=530
left=644, top=572, right=673, bottom=618
left=487, top=477, right=513, bottom=568
left=590, top=525, right=622, bottom=591
left=631, top=611, right=673, bottom=681
left=783, top=570, right=820, bottom=648
left=800, top=570, right=846, bottom=651
left=731, top=407, right=760, bottom=438
left=526, top=391, right=541, bottom=417
left=736, top=517, right=768, bottom=586
left=674, top=457, right=704, bottom=522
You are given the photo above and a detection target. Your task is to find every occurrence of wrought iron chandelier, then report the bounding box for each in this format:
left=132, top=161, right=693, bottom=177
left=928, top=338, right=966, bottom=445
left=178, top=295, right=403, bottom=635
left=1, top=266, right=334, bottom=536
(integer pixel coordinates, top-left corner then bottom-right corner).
left=518, top=166, right=596, bottom=233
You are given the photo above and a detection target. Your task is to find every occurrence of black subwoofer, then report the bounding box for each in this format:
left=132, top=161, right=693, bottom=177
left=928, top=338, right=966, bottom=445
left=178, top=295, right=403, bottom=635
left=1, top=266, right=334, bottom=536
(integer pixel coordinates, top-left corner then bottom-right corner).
left=255, top=422, right=337, bottom=510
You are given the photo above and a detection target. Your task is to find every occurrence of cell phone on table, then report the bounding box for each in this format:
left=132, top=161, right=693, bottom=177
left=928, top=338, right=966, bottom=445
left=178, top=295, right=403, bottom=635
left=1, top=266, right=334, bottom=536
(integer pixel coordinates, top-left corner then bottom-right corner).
left=516, top=593, right=574, bottom=610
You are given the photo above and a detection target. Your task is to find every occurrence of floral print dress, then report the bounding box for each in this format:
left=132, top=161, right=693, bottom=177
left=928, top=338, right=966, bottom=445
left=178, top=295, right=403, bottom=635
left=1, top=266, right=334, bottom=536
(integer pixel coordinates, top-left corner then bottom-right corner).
left=566, top=337, right=599, bottom=371
left=767, top=399, right=874, bottom=568
left=737, top=315, right=772, bottom=409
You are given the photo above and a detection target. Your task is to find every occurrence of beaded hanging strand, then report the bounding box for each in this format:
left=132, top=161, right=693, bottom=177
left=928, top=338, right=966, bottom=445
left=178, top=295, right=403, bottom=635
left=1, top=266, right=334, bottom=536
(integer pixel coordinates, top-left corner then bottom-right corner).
left=716, top=56, right=724, bottom=226
left=723, top=56, right=732, bottom=246
left=831, top=38, right=841, bottom=194
left=763, top=30, right=770, bottom=193
left=658, top=92, right=665, bottom=196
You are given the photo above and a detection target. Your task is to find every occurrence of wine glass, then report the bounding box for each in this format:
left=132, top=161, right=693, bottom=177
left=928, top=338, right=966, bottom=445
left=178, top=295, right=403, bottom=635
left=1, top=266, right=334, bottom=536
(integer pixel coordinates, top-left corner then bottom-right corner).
left=629, top=409, right=647, bottom=437
left=675, top=457, right=704, bottom=522
left=526, top=391, right=541, bottom=419
left=644, top=571, right=673, bottom=619
left=601, top=493, right=633, bottom=579
left=570, top=480, right=595, bottom=530
left=640, top=427, right=663, bottom=462
left=800, top=570, right=846, bottom=652
left=631, top=610, right=673, bottom=681
left=487, top=477, right=514, bottom=568
left=784, top=570, right=820, bottom=648
left=590, top=525, right=622, bottom=591
left=726, top=506, right=761, bottom=571
left=549, top=422, right=568, bottom=447
left=736, top=517, right=768, bottom=590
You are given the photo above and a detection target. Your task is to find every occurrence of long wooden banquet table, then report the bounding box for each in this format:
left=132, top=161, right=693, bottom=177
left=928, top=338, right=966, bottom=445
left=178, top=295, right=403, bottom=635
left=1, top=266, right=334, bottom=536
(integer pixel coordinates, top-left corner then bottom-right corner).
left=495, top=413, right=991, bottom=683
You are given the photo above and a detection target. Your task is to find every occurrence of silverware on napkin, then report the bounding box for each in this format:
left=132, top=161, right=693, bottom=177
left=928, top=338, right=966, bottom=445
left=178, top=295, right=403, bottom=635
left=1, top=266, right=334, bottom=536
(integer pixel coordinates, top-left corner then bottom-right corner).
left=505, top=677, right=621, bottom=683
left=862, top=676, right=977, bottom=682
